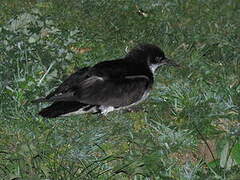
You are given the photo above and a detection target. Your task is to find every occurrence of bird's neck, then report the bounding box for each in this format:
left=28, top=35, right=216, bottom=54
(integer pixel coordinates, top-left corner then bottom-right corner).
left=149, top=64, right=160, bottom=74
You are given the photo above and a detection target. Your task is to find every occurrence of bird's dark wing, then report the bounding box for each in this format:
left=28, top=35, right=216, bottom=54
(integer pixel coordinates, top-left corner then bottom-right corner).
left=35, top=73, right=151, bottom=107
left=75, top=74, right=151, bottom=107
left=42, top=75, right=105, bottom=102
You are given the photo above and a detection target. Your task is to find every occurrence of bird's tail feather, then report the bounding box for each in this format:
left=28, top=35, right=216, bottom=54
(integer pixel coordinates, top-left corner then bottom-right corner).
left=38, top=101, right=96, bottom=118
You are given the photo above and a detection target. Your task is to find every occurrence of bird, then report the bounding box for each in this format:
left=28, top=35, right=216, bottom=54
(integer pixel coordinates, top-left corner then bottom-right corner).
left=33, top=44, right=179, bottom=118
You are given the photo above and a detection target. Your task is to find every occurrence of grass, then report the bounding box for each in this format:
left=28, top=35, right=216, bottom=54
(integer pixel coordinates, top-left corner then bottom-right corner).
left=0, top=0, right=239, bottom=179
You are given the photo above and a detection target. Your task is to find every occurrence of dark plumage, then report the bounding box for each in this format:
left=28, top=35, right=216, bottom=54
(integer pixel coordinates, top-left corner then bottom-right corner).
left=33, top=44, right=179, bottom=118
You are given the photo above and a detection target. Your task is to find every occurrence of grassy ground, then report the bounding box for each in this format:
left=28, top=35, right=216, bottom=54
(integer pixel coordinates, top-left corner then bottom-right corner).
left=0, top=0, right=239, bottom=179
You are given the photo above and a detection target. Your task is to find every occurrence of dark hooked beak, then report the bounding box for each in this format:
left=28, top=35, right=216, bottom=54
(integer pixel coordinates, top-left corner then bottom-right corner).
left=162, top=57, right=180, bottom=67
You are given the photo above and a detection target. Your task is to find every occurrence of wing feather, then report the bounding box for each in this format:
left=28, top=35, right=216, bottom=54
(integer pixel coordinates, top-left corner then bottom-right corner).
left=76, top=75, right=150, bottom=107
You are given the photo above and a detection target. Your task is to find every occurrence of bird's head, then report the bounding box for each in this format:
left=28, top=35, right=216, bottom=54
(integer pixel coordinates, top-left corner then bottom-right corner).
left=127, top=44, right=179, bottom=73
